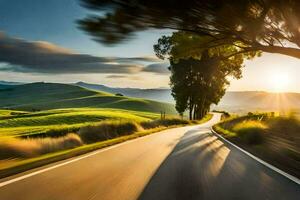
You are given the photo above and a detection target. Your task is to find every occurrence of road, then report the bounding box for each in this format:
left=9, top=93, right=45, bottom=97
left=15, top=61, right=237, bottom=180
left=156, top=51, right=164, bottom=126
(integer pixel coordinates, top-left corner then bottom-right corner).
left=0, top=113, right=299, bottom=200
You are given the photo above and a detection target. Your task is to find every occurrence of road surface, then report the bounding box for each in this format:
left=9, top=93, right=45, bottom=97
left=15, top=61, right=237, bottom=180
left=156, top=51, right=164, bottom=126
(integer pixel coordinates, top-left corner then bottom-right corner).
left=0, top=113, right=299, bottom=200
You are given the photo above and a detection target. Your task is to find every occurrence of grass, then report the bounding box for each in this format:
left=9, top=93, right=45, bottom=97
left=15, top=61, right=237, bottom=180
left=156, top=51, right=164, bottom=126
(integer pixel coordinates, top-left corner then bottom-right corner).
left=213, top=113, right=300, bottom=178
left=232, top=120, right=267, bottom=145
left=78, top=120, right=143, bottom=143
left=0, top=108, right=160, bottom=138
left=0, top=134, right=82, bottom=159
left=140, top=118, right=190, bottom=129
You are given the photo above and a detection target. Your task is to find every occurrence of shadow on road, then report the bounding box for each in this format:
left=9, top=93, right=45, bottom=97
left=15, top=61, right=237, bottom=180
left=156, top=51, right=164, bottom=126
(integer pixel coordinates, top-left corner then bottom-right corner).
left=138, top=126, right=300, bottom=200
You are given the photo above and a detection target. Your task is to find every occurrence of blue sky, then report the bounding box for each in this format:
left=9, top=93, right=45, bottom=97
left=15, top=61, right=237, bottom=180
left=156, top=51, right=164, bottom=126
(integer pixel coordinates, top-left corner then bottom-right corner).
left=0, top=0, right=166, bottom=57
left=0, top=0, right=299, bottom=91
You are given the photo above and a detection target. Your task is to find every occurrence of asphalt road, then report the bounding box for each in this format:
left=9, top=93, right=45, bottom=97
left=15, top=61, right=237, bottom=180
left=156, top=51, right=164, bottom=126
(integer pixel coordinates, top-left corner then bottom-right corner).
left=0, top=114, right=299, bottom=200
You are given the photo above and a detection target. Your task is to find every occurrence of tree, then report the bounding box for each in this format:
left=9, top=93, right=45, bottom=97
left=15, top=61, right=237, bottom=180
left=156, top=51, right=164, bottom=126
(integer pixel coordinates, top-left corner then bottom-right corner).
left=168, top=58, right=192, bottom=118
left=169, top=54, right=234, bottom=120
left=163, top=32, right=244, bottom=119
left=79, top=0, right=300, bottom=59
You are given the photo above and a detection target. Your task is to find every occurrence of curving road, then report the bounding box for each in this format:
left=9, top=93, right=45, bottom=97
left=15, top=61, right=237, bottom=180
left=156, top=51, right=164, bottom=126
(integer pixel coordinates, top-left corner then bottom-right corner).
left=0, top=113, right=299, bottom=200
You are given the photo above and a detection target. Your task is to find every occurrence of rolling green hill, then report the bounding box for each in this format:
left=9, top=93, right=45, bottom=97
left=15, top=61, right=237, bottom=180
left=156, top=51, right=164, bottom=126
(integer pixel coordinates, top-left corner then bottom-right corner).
left=0, top=82, right=176, bottom=114
left=0, top=108, right=160, bottom=138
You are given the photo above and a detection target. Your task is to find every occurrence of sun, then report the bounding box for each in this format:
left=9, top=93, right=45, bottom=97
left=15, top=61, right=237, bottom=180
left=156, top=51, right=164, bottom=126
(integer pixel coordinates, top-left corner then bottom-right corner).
left=268, top=72, right=290, bottom=92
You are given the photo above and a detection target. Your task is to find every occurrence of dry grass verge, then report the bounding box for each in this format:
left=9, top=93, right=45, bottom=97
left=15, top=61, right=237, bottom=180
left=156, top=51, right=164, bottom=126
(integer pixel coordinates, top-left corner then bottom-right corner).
left=213, top=113, right=300, bottom=178
left=78, top=121, right=143, bottom=143
left=0, top=134, right=82, bottom=159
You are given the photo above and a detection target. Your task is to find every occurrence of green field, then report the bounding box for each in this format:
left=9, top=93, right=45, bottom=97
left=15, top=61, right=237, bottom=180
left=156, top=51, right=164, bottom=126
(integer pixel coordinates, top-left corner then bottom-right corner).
left=0, top=82, right=179, bottom=139
left=0, top=82, right=176, bottom=114
left=0, top=108, right=162, bottom=138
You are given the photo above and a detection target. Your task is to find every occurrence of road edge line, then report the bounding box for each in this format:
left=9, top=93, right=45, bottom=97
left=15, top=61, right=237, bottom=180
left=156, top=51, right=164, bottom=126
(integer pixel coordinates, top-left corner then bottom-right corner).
left=211, top=128, right=300, bottom=185
left=0, top=125, right=195, bottom=188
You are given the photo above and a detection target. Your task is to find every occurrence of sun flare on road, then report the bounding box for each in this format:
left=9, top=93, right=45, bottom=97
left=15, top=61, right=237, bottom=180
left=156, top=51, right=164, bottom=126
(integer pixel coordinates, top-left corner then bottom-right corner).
left=268, top=72, right=291, bottom=92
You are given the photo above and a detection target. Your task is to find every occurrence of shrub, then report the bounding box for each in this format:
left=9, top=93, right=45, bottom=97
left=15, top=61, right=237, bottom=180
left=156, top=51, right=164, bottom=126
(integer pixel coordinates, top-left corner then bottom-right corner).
left=21, top=126, right=82, bottom=139
left=212, top=110, right=230, bottom=119
left=247, top=112, right=254, bottom=116
left=40, top=126, right=81, bottom=138
left=140, top=118, right=190, bottom=129
left=0, top=133, right=83, bottom=159
left=232, top=120, right=267, bottom=145
left=78, top=121, right=143, bottom=144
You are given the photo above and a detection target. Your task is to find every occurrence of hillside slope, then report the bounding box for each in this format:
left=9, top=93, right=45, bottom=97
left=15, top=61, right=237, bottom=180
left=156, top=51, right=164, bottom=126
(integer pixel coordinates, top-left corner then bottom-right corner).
left=2, top=81, right=299, bottom=114
left=75, top=81, right=172, bottom=103
left=213, top=91, right=300, bottom=113
left=75, top=82, right=300, bottom=113
left=0, top=82, right=176, bottom=114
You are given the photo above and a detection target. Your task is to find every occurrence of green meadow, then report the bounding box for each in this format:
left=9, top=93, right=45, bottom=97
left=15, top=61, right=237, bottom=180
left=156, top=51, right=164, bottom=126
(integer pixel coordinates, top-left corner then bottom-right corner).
left=0, top=82, right=176, bottom=114
left=0, top=108, right=160, bottom=138
left=0, top=82, right=178, bottom=140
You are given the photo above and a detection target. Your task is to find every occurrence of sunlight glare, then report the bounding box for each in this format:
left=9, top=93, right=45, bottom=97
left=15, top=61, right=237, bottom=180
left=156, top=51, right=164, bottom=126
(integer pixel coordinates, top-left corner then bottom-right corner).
left=268, top=72, right=290, bottom=92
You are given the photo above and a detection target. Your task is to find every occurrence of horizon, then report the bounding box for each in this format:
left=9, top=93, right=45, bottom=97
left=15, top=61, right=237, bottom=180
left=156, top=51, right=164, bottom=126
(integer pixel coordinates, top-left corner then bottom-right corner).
left=1, top=80, right=300, bottom=94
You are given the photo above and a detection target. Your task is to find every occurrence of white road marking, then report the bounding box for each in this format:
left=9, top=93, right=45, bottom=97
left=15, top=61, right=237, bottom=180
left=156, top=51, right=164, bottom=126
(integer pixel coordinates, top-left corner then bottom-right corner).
left=0, top=141, right=131, bottom=188
left=211, top=128, right=300, bottom=185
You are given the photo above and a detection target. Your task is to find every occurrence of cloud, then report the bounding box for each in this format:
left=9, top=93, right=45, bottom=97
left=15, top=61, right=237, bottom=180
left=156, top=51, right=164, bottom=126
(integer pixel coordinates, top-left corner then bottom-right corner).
left=105, top=75, right=142, bottom=80
left=0, top=32, right=160, bottom=74
left=114, top=56, right=162, bottom=63
left=105, top=75, right=127, bottom=79
left=142, top=63, right=170, bottom=74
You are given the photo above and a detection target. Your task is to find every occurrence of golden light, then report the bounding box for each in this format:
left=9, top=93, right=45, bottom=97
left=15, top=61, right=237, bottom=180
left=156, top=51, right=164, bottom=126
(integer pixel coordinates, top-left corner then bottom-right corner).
left=268, top=72, right=290, bottom=92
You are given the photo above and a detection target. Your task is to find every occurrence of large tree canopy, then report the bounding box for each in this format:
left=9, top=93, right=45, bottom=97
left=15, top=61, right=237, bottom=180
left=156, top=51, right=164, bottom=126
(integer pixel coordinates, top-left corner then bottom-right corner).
left=79, top=0, right=300, bottom=59
left=156, top=32, right=244, bottom=119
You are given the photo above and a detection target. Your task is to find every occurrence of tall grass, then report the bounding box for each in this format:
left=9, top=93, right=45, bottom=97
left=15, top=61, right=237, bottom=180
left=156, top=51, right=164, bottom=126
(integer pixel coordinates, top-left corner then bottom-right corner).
left=78, top=118, right=193, bottom=144
left=0, top=134, right=82, bottom=159
left=78, top=121, right=143, bottom=143
left=232, top=120, right=267, bottom=145
left=214, top=113, right=300, bottom=178
left=140, top=118, right=190, bottom=129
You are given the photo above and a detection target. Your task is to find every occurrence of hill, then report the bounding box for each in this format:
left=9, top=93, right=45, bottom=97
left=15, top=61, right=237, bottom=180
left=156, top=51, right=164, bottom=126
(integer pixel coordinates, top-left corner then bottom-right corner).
left=0, top=82, right=176, bottom=114
left=0, top=108, right=160, bottom=138
left=75, top=82, right=300, bottom=113
left=0, top=81, right=24, bottom=90
left=75, top=81, right=172, bottom=103
left=212, top=91, right=300, bottom=113
left=2, top=81, right=299, bottom=114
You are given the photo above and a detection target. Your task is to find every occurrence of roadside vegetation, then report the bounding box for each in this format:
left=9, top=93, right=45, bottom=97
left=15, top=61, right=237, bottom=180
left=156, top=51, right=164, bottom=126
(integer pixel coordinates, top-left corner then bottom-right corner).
left=213, top=112, right=300, bottom=178
left=0, top=108, right=212, bottom=178
left=0, top=134, right=83, bottom=159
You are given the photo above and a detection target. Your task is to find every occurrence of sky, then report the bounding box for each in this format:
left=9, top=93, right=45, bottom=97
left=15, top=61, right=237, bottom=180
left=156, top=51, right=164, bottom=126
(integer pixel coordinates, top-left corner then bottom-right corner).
left=0, top=0, right=299, bottom=92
